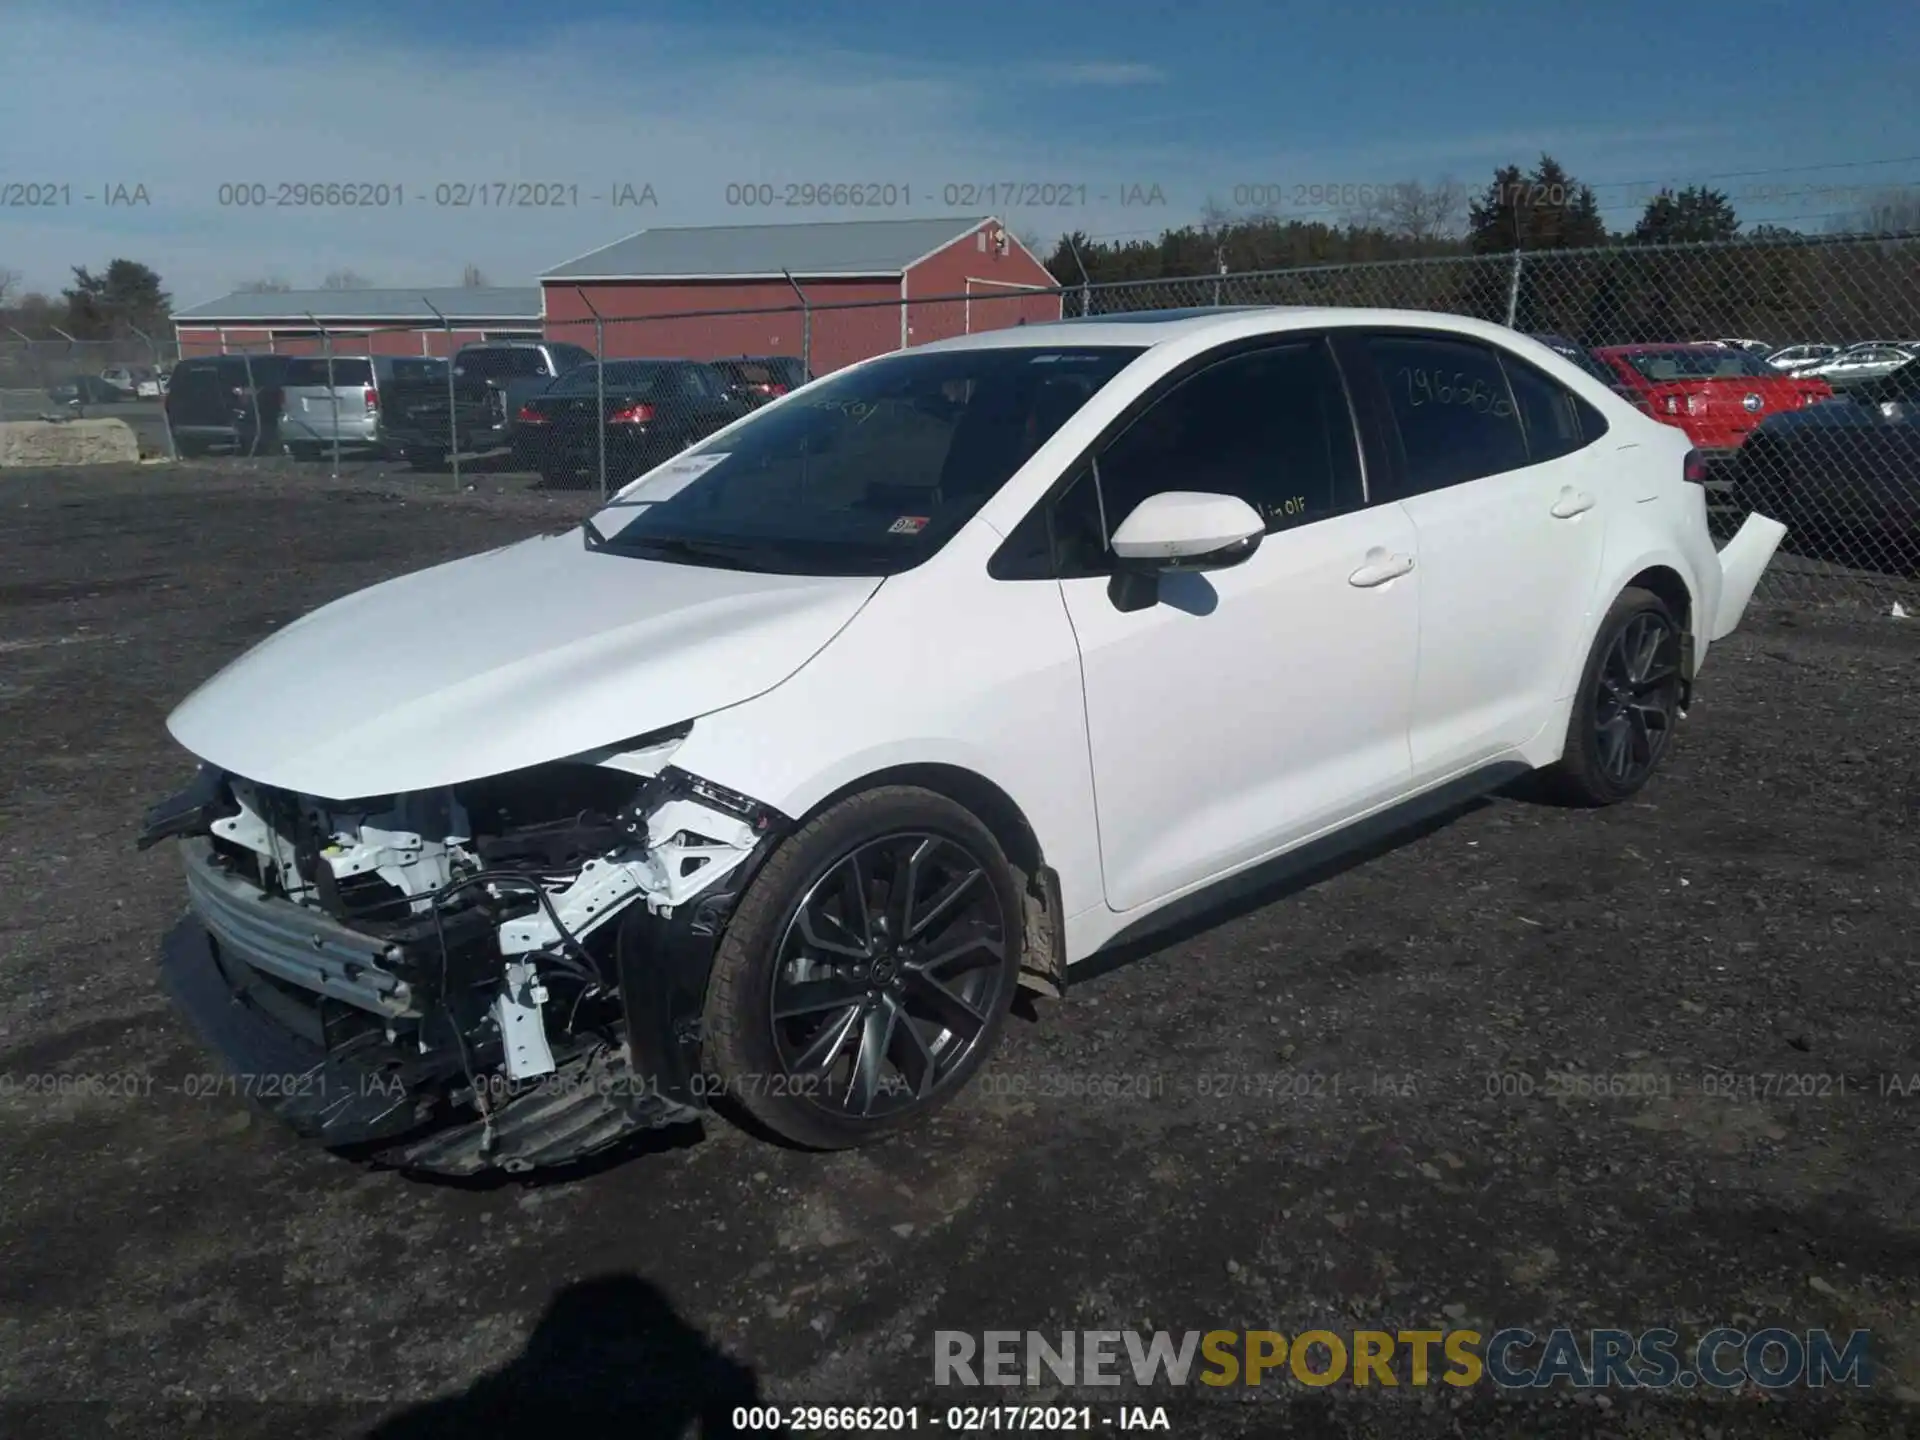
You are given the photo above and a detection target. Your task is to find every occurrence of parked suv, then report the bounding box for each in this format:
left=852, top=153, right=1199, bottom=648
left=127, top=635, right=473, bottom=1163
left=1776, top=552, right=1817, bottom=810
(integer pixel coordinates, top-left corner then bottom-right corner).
left=380, top=342, right=595, bottom=467
left=278, top=355, right=448, bottom=460
left=164, top=355, right=291, bottom=456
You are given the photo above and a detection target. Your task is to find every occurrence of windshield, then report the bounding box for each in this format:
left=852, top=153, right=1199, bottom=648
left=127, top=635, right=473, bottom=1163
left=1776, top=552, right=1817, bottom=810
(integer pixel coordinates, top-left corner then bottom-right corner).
left=583, top=344, right=1144, bottom=575
left=1621, top=349, right=1779, bottom=381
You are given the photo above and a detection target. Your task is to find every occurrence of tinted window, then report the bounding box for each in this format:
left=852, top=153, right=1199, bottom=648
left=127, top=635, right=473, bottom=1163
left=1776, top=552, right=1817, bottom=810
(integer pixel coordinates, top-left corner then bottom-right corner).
left=385, top=358, right=446, bottom=382
left=586, top=345, right=1142, bottom=576
left=282, top=358, right=373, bottom=386
left=547, top=344, right=594, bottom=372
left=456, top=349, right=545, bottom=379
left=680, top=365, right=728, bottom=401
left=1502, top=356, right=1590, bottom=462
left=554, top=362, right=668, bottom=394
left=1363, top=335, right=1530, bottom=494
left=1047, top=339, right=1364, bottom=575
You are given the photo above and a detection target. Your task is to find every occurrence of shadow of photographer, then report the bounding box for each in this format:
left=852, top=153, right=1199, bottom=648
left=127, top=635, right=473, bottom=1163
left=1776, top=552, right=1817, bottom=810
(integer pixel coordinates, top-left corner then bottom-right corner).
left=367, top=1274, right=782, bottom=1439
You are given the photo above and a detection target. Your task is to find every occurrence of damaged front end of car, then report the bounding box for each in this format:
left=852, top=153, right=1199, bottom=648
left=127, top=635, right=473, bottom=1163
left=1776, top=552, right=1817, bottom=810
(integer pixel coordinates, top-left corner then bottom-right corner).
left=138, top=725, right=789, bottom=1175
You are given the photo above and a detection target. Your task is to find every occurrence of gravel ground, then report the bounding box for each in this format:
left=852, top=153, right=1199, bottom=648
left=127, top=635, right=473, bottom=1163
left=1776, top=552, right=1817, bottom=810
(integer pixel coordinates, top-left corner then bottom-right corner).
left=1, top=461, right=1917, bottom=1439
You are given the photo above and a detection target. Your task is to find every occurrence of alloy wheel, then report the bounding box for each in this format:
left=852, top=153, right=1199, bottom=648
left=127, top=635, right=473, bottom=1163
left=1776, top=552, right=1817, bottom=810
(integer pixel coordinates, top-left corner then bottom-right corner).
left=768, top=832, right=1010, bottom=1119
left=1593, top=611, right=1681, bottom=786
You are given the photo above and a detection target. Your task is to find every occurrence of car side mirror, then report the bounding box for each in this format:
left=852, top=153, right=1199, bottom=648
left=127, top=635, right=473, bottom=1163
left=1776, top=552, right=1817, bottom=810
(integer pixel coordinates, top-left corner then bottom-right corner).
left=1105, top=490, right=1265, bottom=612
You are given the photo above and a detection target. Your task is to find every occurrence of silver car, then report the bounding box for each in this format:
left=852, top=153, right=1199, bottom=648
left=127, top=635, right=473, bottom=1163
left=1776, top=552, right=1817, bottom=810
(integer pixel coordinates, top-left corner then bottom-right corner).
left=1765, top=343, right=1838, bottom=372
left=278, top=355, right=447, bottom=458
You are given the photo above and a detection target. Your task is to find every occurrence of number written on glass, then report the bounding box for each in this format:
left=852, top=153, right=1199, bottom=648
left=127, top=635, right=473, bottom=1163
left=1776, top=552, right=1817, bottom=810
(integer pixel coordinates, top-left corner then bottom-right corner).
left=1397, top=367, right=1513, bottom=418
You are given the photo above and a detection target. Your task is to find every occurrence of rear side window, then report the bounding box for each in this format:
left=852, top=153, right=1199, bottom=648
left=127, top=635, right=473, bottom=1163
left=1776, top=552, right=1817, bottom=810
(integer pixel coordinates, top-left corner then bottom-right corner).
left=1500, top=355, right=1609, bottom=461
left=1360, top=334, right=1531, bottom=495
left=386, top=359, right=446, bottom=382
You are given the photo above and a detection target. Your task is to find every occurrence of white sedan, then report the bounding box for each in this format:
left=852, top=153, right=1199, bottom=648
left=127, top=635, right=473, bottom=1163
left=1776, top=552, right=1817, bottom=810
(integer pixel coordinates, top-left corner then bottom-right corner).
left=140, top=307, right=1786, bottom=1173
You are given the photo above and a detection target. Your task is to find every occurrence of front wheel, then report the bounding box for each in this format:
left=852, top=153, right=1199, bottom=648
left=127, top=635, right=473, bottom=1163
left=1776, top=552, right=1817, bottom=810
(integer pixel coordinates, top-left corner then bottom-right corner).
left=1545, top=587, right=1685, bottom=806
left=701, top=787, right=1024, bottom=1149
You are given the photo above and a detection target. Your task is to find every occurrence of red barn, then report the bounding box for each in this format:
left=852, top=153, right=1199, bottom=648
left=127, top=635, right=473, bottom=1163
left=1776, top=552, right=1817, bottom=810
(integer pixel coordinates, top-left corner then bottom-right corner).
left=540, top=216, right=1060, bottom=374
left=170, top=288, right=542, bottom=358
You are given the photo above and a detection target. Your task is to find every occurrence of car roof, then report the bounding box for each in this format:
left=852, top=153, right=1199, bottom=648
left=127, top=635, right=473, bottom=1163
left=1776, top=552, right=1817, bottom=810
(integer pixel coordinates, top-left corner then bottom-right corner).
left=1595, top=343, right=1727, bottom=354
left=908, top=305, right=1574, bottom=356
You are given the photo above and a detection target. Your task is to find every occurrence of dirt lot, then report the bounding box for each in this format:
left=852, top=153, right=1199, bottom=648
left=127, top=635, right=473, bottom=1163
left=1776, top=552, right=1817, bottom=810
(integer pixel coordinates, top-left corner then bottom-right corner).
left=2, top=461, right=1917, bottom=1439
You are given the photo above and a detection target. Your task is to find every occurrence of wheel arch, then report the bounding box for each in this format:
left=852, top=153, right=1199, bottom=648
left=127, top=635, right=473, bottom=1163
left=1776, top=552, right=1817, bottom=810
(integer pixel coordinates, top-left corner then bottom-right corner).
left=791, top=761, right=1068, bottom=997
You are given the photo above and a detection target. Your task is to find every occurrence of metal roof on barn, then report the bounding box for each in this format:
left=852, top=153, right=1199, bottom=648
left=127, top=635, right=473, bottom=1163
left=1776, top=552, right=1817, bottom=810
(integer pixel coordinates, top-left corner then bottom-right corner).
left=541, top=217, right=1000, bottom=281
left=171, top=287, right=542, bottom=322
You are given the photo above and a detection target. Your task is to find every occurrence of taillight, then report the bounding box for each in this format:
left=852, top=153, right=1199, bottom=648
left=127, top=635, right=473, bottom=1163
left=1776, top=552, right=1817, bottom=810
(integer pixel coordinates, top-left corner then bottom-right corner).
left=766, top=382, right=788, bottom=396
left=1682, top=449, right=1709, bottom=485
left=609, top=401, right=656, bottom=425
left=363, top=385, right=378, bottom=413
left=514, top=404, right=549, bottom=425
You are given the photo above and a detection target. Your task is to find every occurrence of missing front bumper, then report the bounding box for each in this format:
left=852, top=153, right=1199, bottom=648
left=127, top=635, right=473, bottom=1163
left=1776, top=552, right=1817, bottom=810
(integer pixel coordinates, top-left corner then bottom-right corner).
left=159, top=916, right=699, bottom=1173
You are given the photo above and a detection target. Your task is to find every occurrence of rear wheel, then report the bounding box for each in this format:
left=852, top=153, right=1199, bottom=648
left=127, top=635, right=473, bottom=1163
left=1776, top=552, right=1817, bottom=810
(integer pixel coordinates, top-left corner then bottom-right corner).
left=285, top=443, right=322, bottom=462
left=701, top=787, right=1023, bottom=1149
left=536, top=464, right=579, bottom=488
left=1545, top=587, right=1685, bottom=806
left=405, top=448, right=449, bottom=472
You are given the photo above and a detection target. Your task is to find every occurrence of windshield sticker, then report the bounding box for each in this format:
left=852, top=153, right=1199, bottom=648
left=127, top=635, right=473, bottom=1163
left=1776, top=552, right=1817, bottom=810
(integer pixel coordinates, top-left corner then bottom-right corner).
left=887, top=515, right=929, bottom=535
left=619, top=452, right=729, bottom=503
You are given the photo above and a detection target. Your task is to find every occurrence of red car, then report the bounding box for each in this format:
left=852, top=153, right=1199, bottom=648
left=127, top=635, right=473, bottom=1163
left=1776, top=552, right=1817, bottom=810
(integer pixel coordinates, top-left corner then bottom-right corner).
left=1593, top=344, right=1832, bottom=456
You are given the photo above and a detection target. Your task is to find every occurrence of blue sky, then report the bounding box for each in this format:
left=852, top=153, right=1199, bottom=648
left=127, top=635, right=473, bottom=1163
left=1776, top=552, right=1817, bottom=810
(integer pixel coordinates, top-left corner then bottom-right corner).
left=2, top=0, right=1915, bottom=302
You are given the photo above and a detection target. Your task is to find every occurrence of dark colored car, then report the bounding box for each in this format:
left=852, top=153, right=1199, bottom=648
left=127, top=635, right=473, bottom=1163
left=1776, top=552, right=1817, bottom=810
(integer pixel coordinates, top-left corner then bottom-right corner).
left=163, top=355, right=292, bottom=456
left=709, top=355, right=811, bottom=408
left=1731, top=357, right=1920, bottom=567
left=381, top=342, right=596, bottom=467
left=510, top=359, right=749, bottom=485
left=48, top=374, right=135, bottom=406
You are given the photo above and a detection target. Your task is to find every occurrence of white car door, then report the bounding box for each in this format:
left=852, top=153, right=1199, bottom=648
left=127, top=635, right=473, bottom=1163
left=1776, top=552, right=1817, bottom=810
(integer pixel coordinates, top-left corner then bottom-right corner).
left=1045, top=337, right=1419, bottom=913
left=1338, top=330, right=1612, bottom=779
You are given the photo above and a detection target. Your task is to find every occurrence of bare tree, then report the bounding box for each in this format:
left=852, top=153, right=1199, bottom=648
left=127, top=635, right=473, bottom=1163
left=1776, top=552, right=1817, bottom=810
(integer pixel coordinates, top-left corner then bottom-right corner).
left=460, top=262, right=488, bottom=288
left=1346, top=177, right=1468, bottom=241
left=235, top=277, right=292, bottom=293
left=320, top=268, right=373, bottom=290
left=0, top=266, right=19, bottom=308
left=1826, top=186, right=1920, bottom=235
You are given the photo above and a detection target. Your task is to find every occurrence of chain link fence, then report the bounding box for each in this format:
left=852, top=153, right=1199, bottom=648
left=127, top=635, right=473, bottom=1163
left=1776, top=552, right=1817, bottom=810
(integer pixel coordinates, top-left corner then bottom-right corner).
left=131, top=231, right=1919, bottom=609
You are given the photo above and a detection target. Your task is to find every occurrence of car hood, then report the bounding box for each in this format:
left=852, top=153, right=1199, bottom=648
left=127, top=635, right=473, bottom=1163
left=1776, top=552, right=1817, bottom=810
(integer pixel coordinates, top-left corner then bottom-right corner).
left=167, top=530, right=884, bottom=799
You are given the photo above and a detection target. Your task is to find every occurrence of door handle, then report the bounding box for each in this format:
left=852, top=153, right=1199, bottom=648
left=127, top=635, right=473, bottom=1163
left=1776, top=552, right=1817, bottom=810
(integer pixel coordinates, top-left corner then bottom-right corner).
left=1348, top=548, right=1415, bottom=588
left=1551, top=487, right=1596, bottom=518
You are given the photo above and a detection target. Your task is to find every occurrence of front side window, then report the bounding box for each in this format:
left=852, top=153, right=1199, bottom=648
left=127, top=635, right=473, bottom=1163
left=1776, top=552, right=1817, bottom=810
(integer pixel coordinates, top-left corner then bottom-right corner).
left=1046, top=339, right=1365, bottom=575
left=1361, top=334, right=1531, bottom=495
left=584, top=344, right=1143, bottom=575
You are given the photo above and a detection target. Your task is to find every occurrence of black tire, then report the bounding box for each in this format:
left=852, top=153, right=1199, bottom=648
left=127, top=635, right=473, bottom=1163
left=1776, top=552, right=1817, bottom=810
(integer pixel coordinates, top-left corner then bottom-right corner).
left=701, top=786, right=1024, bottom=1149
left=536, top=464, right=579, bottom=488
left=406, top=449, right=449, bottom=472
left=1545, top=586, right=1685, bottom=806
left=172, top=436, right=208, bottom=458
left=285, top=443, right=322, bottom=462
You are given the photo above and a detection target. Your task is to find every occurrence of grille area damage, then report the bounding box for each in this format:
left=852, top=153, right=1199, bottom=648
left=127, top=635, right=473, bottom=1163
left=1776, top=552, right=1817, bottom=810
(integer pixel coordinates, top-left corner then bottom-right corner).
left=141, top=735, right=786, bottom=1174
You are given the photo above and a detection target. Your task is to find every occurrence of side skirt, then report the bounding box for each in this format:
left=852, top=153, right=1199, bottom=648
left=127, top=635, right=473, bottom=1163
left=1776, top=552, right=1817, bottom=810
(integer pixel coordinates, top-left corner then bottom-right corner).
left=1080, top=760, right=1533, bottom=971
